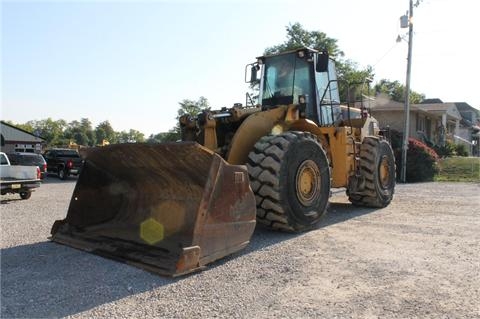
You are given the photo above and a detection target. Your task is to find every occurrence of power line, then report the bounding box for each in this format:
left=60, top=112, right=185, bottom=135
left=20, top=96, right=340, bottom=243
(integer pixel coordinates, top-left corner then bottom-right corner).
left=372, top=41, right=401, bottom=68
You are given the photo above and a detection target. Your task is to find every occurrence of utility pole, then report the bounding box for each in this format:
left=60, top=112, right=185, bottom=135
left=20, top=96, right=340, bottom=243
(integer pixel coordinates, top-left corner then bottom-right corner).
left=400, top=0, right=414, bottom=183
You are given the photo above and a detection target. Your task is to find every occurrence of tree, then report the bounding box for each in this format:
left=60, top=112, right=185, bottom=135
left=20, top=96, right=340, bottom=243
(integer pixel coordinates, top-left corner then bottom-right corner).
left=81, top=118, right=96, bottom=146
left=146, top=96, right=210, bottom=142
left=176, top=96, right=210, bottom=119
left=336, top=60, right=374, bottom=103
left=146, top=130, right=179, bottom=143
left=373, top=79, right=424, bottom=103
left=25, top=118, right=67, bottom=146
left=264, top=22, right=344, bottom=59
left=95, top=120, right=117, bottom=144
left=263, top=22, right=374, bottom=102
left=161, top=96, right=211, bottom=141
left=116, top=129, right=145, bottom=143
left=64, top=118, right=96, bottom=146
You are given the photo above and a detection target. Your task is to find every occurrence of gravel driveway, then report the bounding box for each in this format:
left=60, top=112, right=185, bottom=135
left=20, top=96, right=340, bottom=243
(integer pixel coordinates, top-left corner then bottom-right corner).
left=1, top=179, right=479, bottom=318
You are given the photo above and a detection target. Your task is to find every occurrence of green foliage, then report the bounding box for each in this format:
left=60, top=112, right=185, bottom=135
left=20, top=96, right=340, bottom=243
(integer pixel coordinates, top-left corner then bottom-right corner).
left=390, top=130, right=439, bottom=182
left=436, top=157, right=480, bottom=182
left=64, top=118, right=96, bottom=146
left=335, top=60, right=373, bottom=103
left=25, top=118, right=67, bottom=146
left=147, top=130, right=180, bottom=143
left=7, top=118, right=145, bottom=147
left=95, top=121, right=117, bottom=144
left=264, top=22, right=344, bottom=59
left=116, top=129, right=145, bottom=143
left=373, top=79, right=424, bottom=103
left=164, top=96, right=210, bottom=138
left=433, top=141, right=456, bottom=157
left=176, top=96, right=210, bottom=119
left=8, top=96, right=209, bottom=147
left=263, top=22, right=374, bottom=103
left=454, top=143, right=469, bottom=157
left=433, top=142, right=468, bottom=158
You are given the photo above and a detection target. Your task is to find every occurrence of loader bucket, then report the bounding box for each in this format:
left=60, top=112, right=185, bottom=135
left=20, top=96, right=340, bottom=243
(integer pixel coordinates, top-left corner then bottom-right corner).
left=50, top=142, right=256, bottom=276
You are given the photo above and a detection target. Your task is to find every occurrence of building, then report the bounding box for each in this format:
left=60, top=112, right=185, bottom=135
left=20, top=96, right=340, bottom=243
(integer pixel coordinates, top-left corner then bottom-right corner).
left=454, top=102, right=480, bottom=156
left=0, top=121, right=46, bottom=154
left=369, top=97, right=480, bottom=155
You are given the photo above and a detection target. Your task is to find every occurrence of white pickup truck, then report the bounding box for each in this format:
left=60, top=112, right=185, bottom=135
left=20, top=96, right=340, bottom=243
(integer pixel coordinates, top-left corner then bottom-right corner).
left=0, top=152, right=41, bottom=199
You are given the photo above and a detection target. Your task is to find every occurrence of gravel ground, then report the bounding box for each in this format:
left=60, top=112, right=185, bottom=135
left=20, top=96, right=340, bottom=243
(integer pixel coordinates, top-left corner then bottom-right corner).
left=1, top=178, right=479, bottom=318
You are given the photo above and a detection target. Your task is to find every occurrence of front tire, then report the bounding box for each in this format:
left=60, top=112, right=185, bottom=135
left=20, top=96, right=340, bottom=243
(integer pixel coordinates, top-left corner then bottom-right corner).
left=348, top=137, right=396, bottom=207
left=247, top=132, right=331, bottom=232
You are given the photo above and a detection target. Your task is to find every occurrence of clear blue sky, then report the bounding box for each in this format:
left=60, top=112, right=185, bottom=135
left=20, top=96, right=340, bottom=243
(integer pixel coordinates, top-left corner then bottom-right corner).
left=2, top=0, right=478, bottom=137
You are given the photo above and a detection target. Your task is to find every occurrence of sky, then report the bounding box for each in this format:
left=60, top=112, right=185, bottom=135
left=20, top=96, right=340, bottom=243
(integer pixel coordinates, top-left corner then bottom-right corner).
left=2, top=0, right=479, bottom=137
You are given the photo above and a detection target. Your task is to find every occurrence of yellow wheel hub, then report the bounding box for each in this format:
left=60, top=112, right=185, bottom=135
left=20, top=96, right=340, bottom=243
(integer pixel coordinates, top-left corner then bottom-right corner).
left=379, top=155, right=390, bottom=188
left=295, top=160, right=321, bottom=206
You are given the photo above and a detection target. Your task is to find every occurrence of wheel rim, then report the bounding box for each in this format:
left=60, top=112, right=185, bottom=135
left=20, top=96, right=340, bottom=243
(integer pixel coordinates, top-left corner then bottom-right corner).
left=379, top=155, right=390, bottom=189
left=295, top=160, right=321, bottom=206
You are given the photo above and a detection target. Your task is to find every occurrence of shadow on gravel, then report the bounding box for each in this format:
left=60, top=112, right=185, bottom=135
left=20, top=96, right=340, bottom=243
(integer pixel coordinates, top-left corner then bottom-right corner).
left=0, top=242, right=175, bottom=318
left=42, top=175, right=78, bottom=184
left=0, top=198, right=22, bottom=204
left=0, top=202, right=377, bottom=318
left=208, top=201, right=377, bottom=271
left=323, top=202, right=377, bottom=228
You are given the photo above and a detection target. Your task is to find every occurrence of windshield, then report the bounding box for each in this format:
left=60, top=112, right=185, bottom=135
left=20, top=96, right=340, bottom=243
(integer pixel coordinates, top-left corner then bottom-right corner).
left=0, top=153, right=8, bottom=165
left=261, top=54, right=313, bottom=107
left=8, top=154, right=45, bottom=166
left=56, top=150, right=79, bottom=158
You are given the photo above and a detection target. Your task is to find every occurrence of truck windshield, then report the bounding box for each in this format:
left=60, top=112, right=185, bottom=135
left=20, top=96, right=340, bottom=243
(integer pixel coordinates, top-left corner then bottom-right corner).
left=261, top=54, right=313, bottom=107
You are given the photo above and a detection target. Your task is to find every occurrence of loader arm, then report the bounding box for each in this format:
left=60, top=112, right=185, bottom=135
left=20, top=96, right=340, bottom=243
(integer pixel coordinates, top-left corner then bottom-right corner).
left=226, top=105, right=302, bottom=165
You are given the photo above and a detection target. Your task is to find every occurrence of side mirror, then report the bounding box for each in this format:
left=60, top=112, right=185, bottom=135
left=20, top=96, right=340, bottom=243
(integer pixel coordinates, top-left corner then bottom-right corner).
left=245, top=63, right=260, bottom=83
left=316, top=51, right=329, bottom=72
left=251, top=65, right=258, bottom=82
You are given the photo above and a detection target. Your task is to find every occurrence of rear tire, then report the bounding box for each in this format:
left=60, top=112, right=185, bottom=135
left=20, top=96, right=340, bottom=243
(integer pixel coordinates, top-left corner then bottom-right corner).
left=58, top=168, right=67, bottom=180
left=348, top=137, right=395, bottom=207
left=20, top=191, right=31, bottom=200
left=247, top=131, right=331, bottom=232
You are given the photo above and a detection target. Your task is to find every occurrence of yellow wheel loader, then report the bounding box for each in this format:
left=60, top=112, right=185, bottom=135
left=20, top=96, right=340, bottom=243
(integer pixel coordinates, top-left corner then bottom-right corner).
left=51, top=47, right=396, bottom=276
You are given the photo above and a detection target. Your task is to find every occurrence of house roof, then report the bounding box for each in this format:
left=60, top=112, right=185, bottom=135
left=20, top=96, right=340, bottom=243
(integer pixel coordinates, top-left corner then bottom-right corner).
left=453, top=102, right=480, bottom=124
left=371, top=99, right=429, bottom=114
left=370, top=98, right=462, bottom=120
left=0, top=121, right=45, bottom=143
left=454, top=102, right=480, bottom=114
left=415, top=102, right=456, bottom=112
left=421, top=98, right=444, bottom=104
left=415, top=103, right=462, bottom=120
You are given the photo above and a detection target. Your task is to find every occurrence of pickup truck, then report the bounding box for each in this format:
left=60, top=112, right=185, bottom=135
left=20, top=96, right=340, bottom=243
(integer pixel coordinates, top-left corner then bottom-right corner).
left=43, top=148, right=83, bottom=180
left=0, top=152, right=41, bottom=200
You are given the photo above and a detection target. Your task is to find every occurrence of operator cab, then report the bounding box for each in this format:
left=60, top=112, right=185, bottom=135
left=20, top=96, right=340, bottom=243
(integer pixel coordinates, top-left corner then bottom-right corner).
left=251, top=48, right=341, bottom=126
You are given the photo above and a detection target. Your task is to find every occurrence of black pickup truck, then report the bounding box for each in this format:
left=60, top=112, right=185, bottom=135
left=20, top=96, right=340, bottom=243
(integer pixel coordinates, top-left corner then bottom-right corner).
left=43, top=148, right=83, bottom=180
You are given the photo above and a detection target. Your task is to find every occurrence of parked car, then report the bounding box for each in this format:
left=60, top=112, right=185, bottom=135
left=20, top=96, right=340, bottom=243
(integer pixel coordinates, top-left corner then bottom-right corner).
left=7, top=152, right=47, bottom=179
left=0, top=152, right=41, bottom=199
left=43, top=148, right=83, bottom=180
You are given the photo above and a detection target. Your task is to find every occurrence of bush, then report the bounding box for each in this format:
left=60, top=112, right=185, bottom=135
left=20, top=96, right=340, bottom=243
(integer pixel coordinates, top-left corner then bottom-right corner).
left=386, top=129, right=440, bottom=182
left=393, top=137, right=439, bottom=182
left=433, top=141, right=456, bottom=157
left=454, top=143, right=469, bottom=157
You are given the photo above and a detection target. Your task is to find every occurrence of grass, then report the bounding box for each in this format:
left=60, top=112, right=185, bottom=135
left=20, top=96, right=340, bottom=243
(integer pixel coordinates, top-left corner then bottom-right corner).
left=435, top=157, right=480, bottom=182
